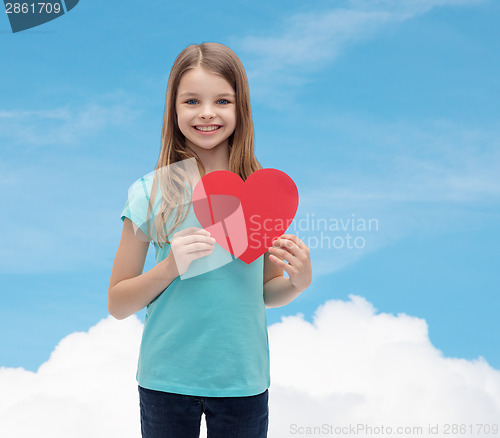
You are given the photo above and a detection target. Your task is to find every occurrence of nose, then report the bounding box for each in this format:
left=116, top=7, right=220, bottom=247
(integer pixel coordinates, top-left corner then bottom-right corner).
left=199, top=103, right=216, bottom=120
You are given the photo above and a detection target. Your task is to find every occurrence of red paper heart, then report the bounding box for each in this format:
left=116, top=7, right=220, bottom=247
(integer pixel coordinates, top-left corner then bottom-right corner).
left=192, top=169, right=299, bottom=264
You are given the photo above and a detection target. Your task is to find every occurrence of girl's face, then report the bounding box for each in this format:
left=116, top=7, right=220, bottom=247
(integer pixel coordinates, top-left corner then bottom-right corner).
left=175, top=66, right=237, bottom=155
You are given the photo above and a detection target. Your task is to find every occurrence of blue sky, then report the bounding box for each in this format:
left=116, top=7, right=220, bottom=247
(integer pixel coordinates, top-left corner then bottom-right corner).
left=1, top=0, right=499, bottom=374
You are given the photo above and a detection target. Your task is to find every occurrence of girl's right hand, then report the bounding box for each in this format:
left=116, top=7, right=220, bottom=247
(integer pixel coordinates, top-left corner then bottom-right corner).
left=169, top=227, right=215, bottom=276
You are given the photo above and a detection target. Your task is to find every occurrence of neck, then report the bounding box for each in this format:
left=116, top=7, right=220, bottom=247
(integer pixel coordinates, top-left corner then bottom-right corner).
left=189, top=142, right=231, bottom=175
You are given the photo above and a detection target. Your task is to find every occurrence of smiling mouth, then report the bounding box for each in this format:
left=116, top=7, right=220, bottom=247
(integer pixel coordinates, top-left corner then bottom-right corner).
left=194, top=125, right=222, bottom=132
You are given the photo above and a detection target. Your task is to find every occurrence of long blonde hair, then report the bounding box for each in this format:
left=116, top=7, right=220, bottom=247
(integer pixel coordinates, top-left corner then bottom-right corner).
left=146, top=42, right=262, bottom=247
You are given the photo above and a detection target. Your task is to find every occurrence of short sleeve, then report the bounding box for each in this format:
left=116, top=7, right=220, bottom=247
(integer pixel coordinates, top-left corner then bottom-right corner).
left=121, top=173, right=161, bottom=241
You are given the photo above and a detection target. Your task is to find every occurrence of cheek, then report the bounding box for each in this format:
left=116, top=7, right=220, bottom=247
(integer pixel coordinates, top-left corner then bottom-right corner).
left=225, top=109, right=237, bottom=127
left=176, top=110, right=190, bottom=128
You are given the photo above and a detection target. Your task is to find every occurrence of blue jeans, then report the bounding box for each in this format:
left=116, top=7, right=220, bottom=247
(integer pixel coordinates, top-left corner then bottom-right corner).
left=138, top=385, right=269, bottom=438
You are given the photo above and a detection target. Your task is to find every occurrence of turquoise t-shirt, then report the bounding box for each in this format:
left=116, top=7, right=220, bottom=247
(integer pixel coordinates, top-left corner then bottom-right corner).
left=120, top=172, right=270, bottom=397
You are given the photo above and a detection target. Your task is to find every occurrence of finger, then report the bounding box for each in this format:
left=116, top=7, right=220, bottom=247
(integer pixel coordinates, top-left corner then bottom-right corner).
left=276, top=234, right=305, bottom=249
left=182, top=234, right=216, bottom=245
left=271, top=237, right=300, bottom=256
left=189, top=227, right=212, bottom=236
left=269, top=253, right=293, bottom=275
left=269, top=245, right=298, bottom=266
left=190, top=248, right=214, bottom=260
left=174, top=227, right=211, bottom=237
left=184, top=241, right=215, bottom=254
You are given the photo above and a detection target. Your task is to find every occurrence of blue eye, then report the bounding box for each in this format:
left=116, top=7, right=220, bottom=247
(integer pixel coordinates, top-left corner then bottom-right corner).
left=184, top=98, right=231, bottom=105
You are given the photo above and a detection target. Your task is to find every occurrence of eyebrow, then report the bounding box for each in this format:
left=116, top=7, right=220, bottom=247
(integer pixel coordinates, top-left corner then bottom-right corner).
left=178, top=92, right=235, bottom=98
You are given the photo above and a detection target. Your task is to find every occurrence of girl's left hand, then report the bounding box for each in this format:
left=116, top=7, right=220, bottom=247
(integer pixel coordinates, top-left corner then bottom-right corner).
left=268, top=234, right=312, bottom=292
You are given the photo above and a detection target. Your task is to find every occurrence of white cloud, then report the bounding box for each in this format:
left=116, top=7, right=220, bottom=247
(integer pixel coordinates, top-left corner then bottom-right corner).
left=268, top=295, right=500, bottom=436
left=0, top=316, right=143, bottom=438
left=1, top=295, right=499, bottom=437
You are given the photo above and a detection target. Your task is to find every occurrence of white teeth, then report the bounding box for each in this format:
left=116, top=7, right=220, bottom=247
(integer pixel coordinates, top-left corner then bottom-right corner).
left=195, top=126, right=220, bottom=132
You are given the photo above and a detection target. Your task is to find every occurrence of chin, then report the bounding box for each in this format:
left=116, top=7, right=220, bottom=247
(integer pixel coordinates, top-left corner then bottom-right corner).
left=190, top=140, right=230, bottom=151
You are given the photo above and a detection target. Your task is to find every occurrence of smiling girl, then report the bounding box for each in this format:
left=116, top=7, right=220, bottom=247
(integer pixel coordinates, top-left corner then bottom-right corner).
left=108, top=42, right=312, bottom=438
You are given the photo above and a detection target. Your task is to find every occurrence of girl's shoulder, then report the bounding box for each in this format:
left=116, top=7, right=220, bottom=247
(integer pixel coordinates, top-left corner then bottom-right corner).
left=127, top=170, right=162, bottom=204
left=124, top=171, right=162, bottom=226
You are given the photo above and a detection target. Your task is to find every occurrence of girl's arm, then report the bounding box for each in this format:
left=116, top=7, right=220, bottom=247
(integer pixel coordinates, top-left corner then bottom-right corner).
left=108, top=219, right=215, bottom=320
left=108, top=218, right=179, bottom=320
